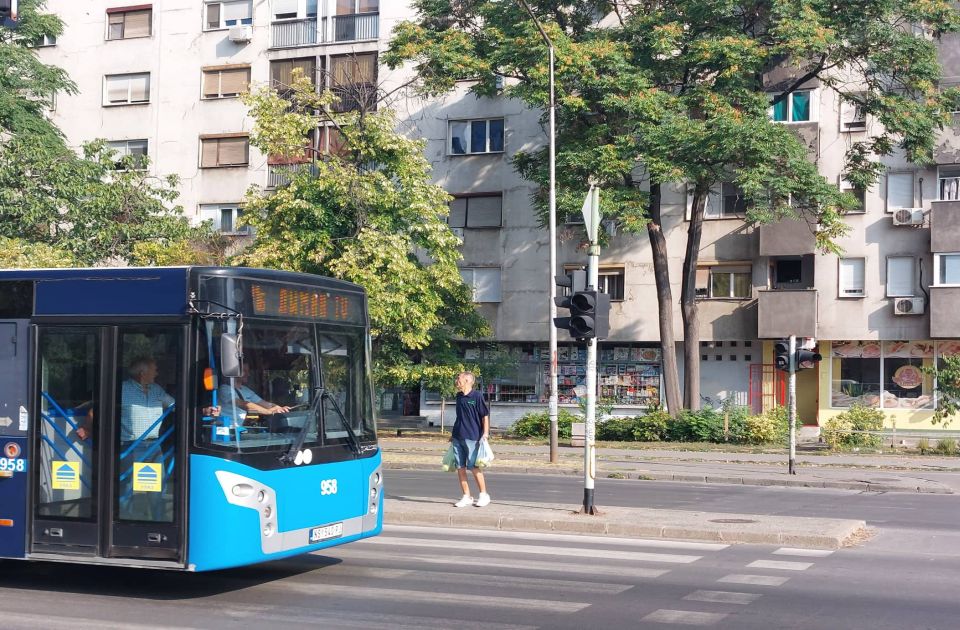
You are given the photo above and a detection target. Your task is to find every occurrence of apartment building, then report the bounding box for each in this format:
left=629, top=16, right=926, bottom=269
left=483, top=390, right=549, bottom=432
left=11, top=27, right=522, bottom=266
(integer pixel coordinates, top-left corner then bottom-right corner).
left=33, top=1, right=960, bottom=432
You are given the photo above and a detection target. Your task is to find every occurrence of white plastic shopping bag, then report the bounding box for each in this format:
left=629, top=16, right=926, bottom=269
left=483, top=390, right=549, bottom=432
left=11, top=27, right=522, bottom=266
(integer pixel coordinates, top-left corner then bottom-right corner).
left=475, top=438, right=495, bottom=468
left=441, top=444, right=458, bottom=472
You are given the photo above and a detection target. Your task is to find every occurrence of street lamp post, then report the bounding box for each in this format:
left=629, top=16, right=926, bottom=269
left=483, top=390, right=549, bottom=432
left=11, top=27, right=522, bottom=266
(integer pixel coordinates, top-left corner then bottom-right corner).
left=518, top=0, right=559, bottom=464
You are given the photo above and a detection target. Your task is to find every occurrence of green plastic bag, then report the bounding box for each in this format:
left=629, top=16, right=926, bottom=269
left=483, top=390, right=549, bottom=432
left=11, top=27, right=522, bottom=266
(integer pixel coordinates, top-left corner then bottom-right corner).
left=441, top=444, right=457, bottom=472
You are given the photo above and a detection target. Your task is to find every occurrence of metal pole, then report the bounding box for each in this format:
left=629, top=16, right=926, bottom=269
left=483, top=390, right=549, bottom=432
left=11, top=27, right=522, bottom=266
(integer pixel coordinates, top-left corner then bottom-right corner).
left=517, top=0, right=558, bottom=465
left=582, top=188, right=600, bottom=515
left=788, top=335, right=797, bottom=475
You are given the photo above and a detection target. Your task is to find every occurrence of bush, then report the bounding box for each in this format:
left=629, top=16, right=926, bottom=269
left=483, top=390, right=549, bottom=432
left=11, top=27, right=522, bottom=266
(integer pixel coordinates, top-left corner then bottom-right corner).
left=821, top=404, right=884, bottom=448
left=597, top=417, right=635, bottom=441
left=936, top=438, right=957, bottom=455
left=633, top=409, right=670, bottom=441
left=742, top=406, right=790, bottom=445
left=510, top=409, right=578, bottom=439
left=918, top=437, right=930, bottom=454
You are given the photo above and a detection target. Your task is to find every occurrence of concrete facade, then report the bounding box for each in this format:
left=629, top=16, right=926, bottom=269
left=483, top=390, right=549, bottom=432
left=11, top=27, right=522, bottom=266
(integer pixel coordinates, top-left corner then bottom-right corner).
left=33, top=1, right=960, bottom=430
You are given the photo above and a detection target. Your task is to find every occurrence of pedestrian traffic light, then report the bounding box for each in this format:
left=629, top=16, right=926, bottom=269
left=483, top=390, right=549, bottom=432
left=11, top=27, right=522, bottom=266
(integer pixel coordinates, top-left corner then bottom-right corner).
left=567, top=289, right=611, bottom=339
left=554, top=269, right=586, bottom=336
left=774, top=341, right=791, bottom=372
left=794, top=348, right=822, bottom=370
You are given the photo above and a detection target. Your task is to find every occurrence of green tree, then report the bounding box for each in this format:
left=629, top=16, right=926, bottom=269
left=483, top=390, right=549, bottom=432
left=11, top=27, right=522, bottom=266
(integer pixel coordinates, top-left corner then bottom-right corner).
left=0, top=1, right=218, bottom=267
left=924, top=356, right=960, bottom=425
left=238, top=73, right=489, bottom=385
left=385, top=0, right=960, bottom=412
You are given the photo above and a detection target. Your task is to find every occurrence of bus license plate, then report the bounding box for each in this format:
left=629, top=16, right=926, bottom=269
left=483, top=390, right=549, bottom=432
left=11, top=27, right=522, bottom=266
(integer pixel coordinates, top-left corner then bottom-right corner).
left=309, top=522, right=343, bottom=543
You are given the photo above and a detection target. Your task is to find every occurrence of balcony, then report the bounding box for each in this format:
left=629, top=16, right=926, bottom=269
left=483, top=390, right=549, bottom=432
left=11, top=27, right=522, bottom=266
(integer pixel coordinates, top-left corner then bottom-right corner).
left=930, top=286, right=960, bottom=337
left=332, top=12, right=379, bottom=42
left=931, top=199, right=960, bottom=252
left=757, top=289, right=817, bottom=338
left=271, top=17, right=323, bottom=49
left=267, top=162, right=317, bottom=189
left=758, top=218, right=815, bottom=256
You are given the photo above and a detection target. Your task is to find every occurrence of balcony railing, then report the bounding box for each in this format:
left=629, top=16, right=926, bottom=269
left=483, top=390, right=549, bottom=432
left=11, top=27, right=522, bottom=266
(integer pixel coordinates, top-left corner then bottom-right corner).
left=332, top=12, right=379, bottom=42
left=267, top=162, right=318, bottom=189
left=271, top=17, right=323, bottom=49
left=931, top=200, right=960, bottom=252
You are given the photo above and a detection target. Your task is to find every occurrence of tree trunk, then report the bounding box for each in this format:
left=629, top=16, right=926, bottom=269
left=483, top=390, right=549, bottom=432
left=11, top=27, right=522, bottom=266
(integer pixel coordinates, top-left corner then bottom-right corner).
left=681, top=183, right=709, bottom=411
left=646, top=182, right=682, bottom=416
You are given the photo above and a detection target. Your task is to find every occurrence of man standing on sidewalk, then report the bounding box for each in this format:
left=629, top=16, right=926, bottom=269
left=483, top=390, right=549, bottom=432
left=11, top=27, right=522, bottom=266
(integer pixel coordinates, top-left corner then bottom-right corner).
left=451, top=371, right=491, bottom=508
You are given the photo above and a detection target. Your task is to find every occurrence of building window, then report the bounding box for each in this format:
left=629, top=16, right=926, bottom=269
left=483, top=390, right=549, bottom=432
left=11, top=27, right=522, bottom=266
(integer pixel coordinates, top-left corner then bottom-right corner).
left=200, top=204, right=250, bottom=235
left=839, top=177, right=865, bottom=213
left=200, top=135, right=249, bottom=168
left=561, top=265, right=626, bottom=301
left=838, top=258, right=865, bottom=298
left=106, top=7, right=152, bottom=40
left=103, top=73, right=150, bottom=105
left=934, top=253, right=960, bottom=286
left=886, top=256, right=915, bottom=297
left=886, top=172, right=915, bottom=210
left=205, top=1, right=253, bottom=29
left=106, top=139, right=148, bottom=170
left=688, top=183, right=745, bottom=219
left=29, top=34, right=57, bottom=47
left=449, top=194, right=502, bottom=228
left=449, top=119, right=505, bottom=155
left=770, top=90, right=813, bottom=122
left=696, top=264, right=751, bottom=299
left=460, top=267, right=501, bottom=303
left=938, top=166, right=960, bottom=201
left=839, top=95, right=866, bottom=131
left=337, top=0, right=378, bottom=13
left=831, top=341, right=934, bottom=409
left=330, top=53, right=377, bottom=112
left=202, top=66, right=251, bottom=99
left=270, top=57, right=317, bottom=93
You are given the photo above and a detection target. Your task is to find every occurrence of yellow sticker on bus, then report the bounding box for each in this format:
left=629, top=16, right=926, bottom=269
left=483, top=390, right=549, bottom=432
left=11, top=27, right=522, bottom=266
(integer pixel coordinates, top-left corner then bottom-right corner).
left=52, top=461, right=80, bottom=490
left=133, top=462, right=163, bottom=493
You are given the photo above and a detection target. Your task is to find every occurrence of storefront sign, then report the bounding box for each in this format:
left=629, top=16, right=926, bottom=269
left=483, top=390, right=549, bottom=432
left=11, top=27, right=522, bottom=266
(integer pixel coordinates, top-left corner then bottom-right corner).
left=892, top=365, right=923, bottom=389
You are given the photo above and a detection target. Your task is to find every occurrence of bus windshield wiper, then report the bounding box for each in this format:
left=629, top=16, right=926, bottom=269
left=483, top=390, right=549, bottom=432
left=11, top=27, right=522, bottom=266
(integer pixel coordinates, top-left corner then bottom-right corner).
left=323, top=391, right=361, bottom=456
left=280, top=387, right=324, bottom=465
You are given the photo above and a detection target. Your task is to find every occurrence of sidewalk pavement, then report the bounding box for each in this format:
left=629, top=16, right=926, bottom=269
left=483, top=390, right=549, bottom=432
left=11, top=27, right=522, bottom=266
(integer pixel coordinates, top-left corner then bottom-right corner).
left=379, top=437, right=960, bottom=549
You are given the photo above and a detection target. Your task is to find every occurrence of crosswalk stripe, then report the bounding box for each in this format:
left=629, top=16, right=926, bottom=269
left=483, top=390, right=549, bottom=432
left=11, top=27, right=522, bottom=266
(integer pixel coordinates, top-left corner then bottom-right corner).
left=0, top=612, right=202, bottom=630
left=683, top=590, right=760, bottom=605
left=359, top=536, right=702, bottom=564
left=384, top=524, right=730, bottom=551
left=329, top=548, right=672, bottom=579
left=262, top=581, right=591, bottom=613
left=642, top=609, right=728, bottom=625
left=717, top=574, right=790, bottom=587
left=773, top=548, right=834, bottom=557
left=747, top=560, right=813, bottom=571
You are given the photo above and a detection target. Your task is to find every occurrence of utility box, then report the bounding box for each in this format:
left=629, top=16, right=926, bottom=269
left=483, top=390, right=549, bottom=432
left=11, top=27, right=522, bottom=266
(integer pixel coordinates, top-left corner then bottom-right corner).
left=570, top=422, right=585, bottom=447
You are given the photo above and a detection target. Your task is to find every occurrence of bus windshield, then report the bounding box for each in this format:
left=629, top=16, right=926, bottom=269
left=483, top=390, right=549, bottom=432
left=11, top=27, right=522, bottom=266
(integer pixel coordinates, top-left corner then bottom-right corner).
left=197, top=320, right=374, bottom=454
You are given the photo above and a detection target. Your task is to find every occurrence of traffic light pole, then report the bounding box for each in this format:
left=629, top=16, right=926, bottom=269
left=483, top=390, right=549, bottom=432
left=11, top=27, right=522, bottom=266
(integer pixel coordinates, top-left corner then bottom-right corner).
left=582, top=237, right=600, bottom=514
left=788, top=335, right=797, bottom=475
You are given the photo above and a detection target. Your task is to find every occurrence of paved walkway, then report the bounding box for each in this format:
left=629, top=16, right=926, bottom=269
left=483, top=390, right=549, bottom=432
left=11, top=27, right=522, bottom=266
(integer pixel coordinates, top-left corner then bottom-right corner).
left=379, top=437, right=959, bottom=548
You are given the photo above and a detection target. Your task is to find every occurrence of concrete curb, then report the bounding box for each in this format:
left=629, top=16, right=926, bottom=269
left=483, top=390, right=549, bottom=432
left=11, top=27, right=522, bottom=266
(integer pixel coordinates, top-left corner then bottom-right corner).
left=382, top=461, right=954, bottom=494
left=384, top=497, right=868, bottom=550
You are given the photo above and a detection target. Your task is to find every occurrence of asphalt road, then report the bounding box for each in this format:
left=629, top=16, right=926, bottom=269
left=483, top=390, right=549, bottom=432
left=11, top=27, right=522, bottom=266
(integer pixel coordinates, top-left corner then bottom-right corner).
left=1, top=524, right=956, bottom=629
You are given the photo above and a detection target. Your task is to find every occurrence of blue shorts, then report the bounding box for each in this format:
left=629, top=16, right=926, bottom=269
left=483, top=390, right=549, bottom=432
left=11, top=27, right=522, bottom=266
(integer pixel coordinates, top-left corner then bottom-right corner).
left=451, top=438, right=479, bottom=469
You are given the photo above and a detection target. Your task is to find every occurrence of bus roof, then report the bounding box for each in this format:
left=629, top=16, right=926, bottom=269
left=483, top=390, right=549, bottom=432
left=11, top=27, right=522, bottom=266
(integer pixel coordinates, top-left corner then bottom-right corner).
left=0, top=267, right=363, bottom=318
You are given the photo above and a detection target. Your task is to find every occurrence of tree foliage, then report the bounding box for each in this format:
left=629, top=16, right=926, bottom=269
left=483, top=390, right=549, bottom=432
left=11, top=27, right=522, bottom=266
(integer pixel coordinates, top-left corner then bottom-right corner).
left=238, top=74, right=489, bottom=387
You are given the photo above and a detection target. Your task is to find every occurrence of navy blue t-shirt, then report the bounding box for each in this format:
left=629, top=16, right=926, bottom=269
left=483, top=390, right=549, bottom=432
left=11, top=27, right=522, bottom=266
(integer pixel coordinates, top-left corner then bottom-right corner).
left=453, top=389, right=489, bottom=441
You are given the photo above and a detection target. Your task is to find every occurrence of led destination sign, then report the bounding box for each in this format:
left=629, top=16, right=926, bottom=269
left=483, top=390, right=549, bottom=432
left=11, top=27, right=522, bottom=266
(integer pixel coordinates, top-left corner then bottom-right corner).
left=250, top=283, right=364, bottom=324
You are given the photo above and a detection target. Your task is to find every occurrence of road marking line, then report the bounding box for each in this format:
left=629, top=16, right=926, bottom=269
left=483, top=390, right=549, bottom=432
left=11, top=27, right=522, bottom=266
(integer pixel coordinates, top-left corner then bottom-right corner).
left=773, top=548, right=834, bottom=557
left=269, top=582, right=591, bottom=613
left=718, top=574, right=790, bottom=587
left=747, top=560, right=813, bottom=571
left=683, top=590, right=760, bottom=605
left=384, top=525, right=729, bottom=551
left=642, top=609, right=728, bottom=625
left=329, top=548, right=671, bottom=579
left=360, top=537, right=702, bottom=564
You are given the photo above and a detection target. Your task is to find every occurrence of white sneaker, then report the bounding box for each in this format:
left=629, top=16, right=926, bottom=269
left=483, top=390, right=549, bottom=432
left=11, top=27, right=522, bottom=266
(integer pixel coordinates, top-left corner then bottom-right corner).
left=454, top=494, right=474, bottom=508
left=475, top=492, right=491, bottom=507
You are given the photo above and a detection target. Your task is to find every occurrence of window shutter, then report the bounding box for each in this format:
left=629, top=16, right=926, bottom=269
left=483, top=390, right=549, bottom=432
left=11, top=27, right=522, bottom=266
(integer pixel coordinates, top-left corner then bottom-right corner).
left=108, top=13, right=124, bottom=39
left=448, top=198, right=467, bottom=228
left=206, top=2, right=221, bottom=28
left=337, top=0, right=356, bottom=15
left=330, top=56, right=352, bottom=84
left=202, top=71, right=221, bottom=98
left=887, top=257, right=914, bottom=297
left=887, top=173, right=914, bottom=209
left=219, top=67, right=249, bottom=95
left=124, top=10, right=151, bottom=37
left=106, top=76, right=128, bottom=102
left=129, top=74, right=149, bottom=102
left=224, top=0, right=251, bottom=22
left=839, top=258, right=865, bottom=296
left=201, top=139, right=219, bottom=167
left=217, top=137, right=248, bottom=165
left=695, top=267, right=709, bottom=289
left=293, top=58, right=316, bottom=84
left=274, top=0, right=298, bottom=17
left=466, top=195, right=502, bottom=227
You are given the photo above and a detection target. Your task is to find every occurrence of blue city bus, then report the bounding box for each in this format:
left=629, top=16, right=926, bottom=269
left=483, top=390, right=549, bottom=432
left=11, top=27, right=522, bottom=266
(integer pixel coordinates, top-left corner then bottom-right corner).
left=0, top=267, right=382, bottom=571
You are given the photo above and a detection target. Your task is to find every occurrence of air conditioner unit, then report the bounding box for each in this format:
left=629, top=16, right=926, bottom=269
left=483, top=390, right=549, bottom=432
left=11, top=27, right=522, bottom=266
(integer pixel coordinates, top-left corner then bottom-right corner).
left=892, top=208, right=924, bottom=226
left=450, top=227, right=464, bottom=239
left=893, top=297, right=925, bottom=315
left=228, top=25, right=253, bottom=43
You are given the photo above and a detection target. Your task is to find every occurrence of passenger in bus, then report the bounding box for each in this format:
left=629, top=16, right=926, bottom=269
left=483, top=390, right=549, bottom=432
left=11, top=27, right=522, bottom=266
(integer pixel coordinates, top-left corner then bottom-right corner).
left=451, top=371, right=492, bottom=508
left=218, top=363, right=291, bottom=425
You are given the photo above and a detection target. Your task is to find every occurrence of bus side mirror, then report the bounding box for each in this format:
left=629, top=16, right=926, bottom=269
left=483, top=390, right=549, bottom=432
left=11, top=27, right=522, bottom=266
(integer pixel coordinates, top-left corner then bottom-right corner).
left=221, top=333, right=242, bottom=378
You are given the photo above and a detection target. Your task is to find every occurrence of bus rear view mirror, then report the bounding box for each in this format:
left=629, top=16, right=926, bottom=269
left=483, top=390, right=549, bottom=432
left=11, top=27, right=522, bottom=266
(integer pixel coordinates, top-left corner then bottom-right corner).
left=221, top=333, right=242, bottom=378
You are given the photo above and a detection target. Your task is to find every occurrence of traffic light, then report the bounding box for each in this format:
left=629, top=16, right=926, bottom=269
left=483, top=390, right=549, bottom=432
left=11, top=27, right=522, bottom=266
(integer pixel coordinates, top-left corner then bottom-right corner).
left=774, top=341, right=791, bottom=372
left=554, top=269, right=586, bottom=336
left=794, top=348, right=822, bottom=370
